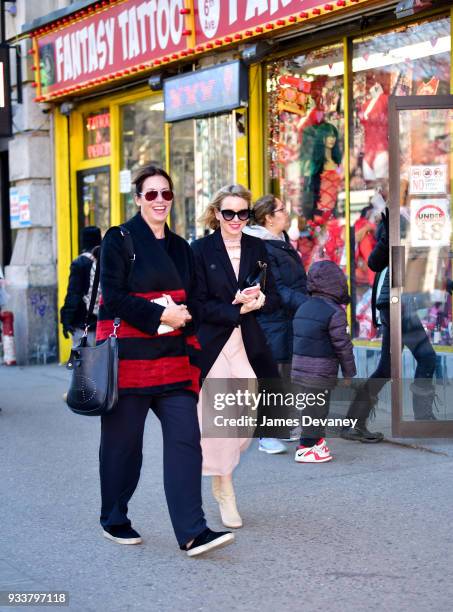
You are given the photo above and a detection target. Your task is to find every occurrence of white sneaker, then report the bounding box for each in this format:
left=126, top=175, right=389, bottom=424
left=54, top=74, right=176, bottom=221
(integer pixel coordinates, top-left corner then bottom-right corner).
left=258, top=438, right=287, bottom=454
left=295, top=438, right=332, bottom=463
left=315, top=438, right=331, bottom=456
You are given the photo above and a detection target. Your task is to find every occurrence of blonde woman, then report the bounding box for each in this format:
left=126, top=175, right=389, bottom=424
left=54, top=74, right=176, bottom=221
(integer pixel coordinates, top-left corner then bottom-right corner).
left=191, top=185, right=280, bottom=528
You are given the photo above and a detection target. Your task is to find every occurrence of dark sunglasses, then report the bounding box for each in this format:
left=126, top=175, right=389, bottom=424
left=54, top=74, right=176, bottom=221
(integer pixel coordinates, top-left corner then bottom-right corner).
left=220, top=209, right=251, bottom=221
left=138, top=189, right=174, bottom=202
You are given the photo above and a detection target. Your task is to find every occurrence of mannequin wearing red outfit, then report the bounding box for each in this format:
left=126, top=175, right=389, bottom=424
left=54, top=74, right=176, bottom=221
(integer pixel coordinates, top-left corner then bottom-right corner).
left=306, top=123, right=344, bottom=266
left=360, top=80, right=389, bottom=181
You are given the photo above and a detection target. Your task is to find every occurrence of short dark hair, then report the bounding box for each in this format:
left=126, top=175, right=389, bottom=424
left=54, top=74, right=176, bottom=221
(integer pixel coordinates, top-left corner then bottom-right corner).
left=132, top=164, right=174, bottom=195
left=252, top=194, right=278, bottom=226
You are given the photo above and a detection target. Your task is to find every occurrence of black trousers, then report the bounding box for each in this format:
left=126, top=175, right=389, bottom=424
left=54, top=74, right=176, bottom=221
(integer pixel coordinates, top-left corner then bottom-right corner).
left=347, top=307, right=437, bottom=424
left=99, top=393, right=206, bottom=546
left=299, top=387, right=331, bottom=446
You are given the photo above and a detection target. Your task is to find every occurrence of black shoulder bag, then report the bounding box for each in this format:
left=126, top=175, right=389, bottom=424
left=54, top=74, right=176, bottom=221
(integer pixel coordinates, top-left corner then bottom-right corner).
left=65, top=227, right=135, bottom=416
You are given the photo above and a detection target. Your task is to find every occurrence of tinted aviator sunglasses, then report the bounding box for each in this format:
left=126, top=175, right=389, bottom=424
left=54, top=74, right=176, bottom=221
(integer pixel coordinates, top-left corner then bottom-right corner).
left=138, top=189, right=174, bottom=202
left=220, top=209, right=251, bottom=221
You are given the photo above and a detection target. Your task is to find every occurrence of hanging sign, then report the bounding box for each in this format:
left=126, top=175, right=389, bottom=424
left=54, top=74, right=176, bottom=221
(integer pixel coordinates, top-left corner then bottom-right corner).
left=410, top=199, right=451, bottom=247
left=164, top=60, right=248, bottom=122
left=195, top=0, right=323, bottom=43
left=37, top=0, right=187, bottom=97
left=409, top=165, right=447, bottom=195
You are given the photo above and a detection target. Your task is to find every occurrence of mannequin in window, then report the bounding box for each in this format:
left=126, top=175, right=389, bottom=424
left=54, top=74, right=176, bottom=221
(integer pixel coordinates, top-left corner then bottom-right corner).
left=304, top=122, right=344, bottom=266
left=360, top=77, right=389, bottom=181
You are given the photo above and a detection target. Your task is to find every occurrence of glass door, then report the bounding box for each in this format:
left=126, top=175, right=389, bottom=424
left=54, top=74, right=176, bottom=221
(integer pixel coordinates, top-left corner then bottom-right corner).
left=76, top=166, right=111, bottom=250
left=169, top=113, right=237, bottom=242
left=389, top=95, right=453, bottom=437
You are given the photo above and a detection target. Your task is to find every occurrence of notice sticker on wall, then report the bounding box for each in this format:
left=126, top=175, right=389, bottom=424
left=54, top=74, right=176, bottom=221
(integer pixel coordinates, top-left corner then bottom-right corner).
left=9, top=187, right=19, bottom=228
left=410, top=198, right=451, bottom=247
left=409, top=165, right=447, bottom=195
left=119, top=169, right=132, bottom=194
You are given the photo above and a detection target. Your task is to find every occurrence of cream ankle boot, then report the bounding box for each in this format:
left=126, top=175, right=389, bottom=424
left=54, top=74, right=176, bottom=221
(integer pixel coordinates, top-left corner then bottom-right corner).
left=211, top=476, right=243, bottom=528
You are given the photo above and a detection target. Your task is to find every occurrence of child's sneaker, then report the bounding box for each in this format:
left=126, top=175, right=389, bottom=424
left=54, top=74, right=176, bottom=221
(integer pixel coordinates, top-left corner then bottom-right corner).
left=315, top=438, right=331, bottom=455
left=295, top=439, right=332, bottom=463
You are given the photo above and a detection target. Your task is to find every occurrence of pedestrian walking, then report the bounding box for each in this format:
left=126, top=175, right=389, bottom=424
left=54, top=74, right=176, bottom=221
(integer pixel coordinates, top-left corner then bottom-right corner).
left=97, top=164, right=234, bottom=556
left=60, top=226, right=102, bottom=346
left=191, top=184, right=280, bottom=529
left=244, top=194, right=308, bottom=450
left=342, top=207, right=437, bottom=442
left=292, top=260, right=356, bottom=463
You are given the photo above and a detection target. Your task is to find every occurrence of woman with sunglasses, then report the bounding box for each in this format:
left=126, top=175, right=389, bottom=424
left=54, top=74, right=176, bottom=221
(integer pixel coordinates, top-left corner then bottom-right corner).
left=96, top=164, right=234, bottom=557
left=244, top=195, right=309, bottom=448
left=191, top=185, right=280, bottom=529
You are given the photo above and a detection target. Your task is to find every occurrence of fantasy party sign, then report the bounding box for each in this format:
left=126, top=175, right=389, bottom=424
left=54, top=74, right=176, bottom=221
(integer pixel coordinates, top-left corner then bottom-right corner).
left=32, top=0, right=370, bottom=99
left=194, top=0, right=327, bottom=42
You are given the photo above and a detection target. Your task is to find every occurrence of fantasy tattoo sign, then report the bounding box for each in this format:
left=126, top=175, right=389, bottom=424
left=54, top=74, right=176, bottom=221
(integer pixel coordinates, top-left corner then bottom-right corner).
left=37, top=0, right=187, bottom=96
left=31, top=0, right=372, bottom=100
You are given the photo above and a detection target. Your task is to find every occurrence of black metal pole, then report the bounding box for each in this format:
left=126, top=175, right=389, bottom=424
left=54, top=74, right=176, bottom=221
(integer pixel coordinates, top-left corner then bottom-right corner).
left=0, top=0, right=5, bottom=44
left=15, top=45, right=22, bottom=104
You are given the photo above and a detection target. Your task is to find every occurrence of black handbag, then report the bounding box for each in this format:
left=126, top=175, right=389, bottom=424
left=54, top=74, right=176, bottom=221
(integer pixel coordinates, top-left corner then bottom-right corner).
left=244, top=260, right=267, bottom=292
left=65, top=227, right=135, bottom=416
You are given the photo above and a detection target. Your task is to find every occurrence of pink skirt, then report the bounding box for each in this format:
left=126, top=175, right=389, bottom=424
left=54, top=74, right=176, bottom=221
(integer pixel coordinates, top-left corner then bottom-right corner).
left=197, top=327, right=255, bottom=476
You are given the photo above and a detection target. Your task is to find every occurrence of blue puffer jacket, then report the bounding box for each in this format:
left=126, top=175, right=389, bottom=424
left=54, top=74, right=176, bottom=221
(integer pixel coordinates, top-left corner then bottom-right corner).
left=292, top=260, right=356, bottom=386
left=243, top=226, right=308, bottom=363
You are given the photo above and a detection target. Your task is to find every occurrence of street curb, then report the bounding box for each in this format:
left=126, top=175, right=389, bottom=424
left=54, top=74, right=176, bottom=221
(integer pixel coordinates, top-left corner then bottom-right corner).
left=382, top=437, right=451, bottom=457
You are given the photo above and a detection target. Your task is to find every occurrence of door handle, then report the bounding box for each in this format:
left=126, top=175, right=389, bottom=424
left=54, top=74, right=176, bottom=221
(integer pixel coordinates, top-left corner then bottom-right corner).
left=391, top=245, right=405, bottom=288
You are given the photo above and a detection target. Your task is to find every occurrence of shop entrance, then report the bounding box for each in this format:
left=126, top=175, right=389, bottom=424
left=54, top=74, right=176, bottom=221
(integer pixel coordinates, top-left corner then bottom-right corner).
left=389, top=95, right=453, bottom=437
left=76, top=166, right=111, bottom=250
left=168, top=110, right=246, bottom=242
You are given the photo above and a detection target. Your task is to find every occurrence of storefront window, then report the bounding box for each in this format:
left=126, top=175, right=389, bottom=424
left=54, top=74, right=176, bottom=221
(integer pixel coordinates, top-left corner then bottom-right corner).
left=170, top=114, right=235, bottom=241
left=84, top=108, right=110, bottom=159
left=120, top=97, right=165, bottom=220
left=170, top=120, right=195, bottom=241
left=267, top=43, right=346, bottom=272
left=351, top=16, right=451, bottom=339
left=77, top=167, right=110, bottom=242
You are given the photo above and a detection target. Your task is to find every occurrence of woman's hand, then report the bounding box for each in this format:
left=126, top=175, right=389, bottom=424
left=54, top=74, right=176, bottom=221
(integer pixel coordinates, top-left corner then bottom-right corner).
left=160, top=294, right=192, bottom=329
left=232, top=285, right=260, bottom=305
left=239, top=291, right=266, bottom=314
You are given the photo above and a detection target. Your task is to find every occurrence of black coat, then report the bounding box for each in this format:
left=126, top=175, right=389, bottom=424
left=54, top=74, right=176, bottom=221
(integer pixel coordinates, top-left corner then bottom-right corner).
left=191, top=229, right=281, bottom=380
left=60, top=253, right=96, bottom=331
left=368, top=222, right=389, bottom=325
left=98, top=212, right=201, bottom=395
left=256, top=235, right=308, bottom=363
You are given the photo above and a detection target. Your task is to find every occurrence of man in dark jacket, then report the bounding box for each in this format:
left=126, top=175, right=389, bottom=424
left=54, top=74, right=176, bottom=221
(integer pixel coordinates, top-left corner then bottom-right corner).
left=60, top=226, right=102, bottom=346
left=342, top=208, right=437, bottom=443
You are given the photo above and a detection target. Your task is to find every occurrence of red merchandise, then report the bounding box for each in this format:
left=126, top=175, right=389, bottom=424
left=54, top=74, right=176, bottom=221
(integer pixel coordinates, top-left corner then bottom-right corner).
left=359, top=91, right=389, bottom=177
left=318, top=168, right=342, bottom=212
left=354, top=217, right=377, bottom=286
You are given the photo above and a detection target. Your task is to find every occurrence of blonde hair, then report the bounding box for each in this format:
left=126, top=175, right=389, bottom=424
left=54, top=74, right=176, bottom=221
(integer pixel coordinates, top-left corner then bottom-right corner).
left=199, top=184, right=252, bottom=230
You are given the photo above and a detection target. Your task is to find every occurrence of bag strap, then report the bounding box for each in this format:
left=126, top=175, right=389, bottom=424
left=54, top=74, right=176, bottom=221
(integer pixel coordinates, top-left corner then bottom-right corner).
left=118, top=225, right=136, bottom=285
left=83, top=225, right=136, bottom=334
left=84, top=255, right=100, bottom=332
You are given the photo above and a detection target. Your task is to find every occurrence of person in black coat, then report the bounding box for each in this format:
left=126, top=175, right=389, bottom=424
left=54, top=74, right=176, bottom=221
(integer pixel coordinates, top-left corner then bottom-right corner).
left=343, top=208, right=437, bottom=443
left=245, top=195, right=308, bottom=364
left=97, top=165, right=234, bottom=557
left=60, top=226, right=101, bottom=346
left=191, top=184, right=281, bottom=530
left=244, top=194, right=308, bottom=448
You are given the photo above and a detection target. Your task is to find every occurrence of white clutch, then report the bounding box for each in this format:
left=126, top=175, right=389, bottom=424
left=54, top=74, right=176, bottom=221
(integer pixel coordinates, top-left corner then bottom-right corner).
left=151, top=296, right=175, bottom=335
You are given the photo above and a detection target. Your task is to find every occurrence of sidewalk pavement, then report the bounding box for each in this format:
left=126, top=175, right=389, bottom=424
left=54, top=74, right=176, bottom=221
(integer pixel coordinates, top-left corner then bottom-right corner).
left=1, top=364, right=453, bottom=612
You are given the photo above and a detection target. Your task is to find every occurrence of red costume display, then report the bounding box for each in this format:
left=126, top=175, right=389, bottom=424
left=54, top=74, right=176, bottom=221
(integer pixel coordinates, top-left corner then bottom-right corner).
left=360, top=92, right=389, bottom=180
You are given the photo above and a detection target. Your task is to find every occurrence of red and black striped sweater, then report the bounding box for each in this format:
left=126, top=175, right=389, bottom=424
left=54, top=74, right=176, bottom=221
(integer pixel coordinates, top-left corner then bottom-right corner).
left=96, top=213, right=201, bottom=396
